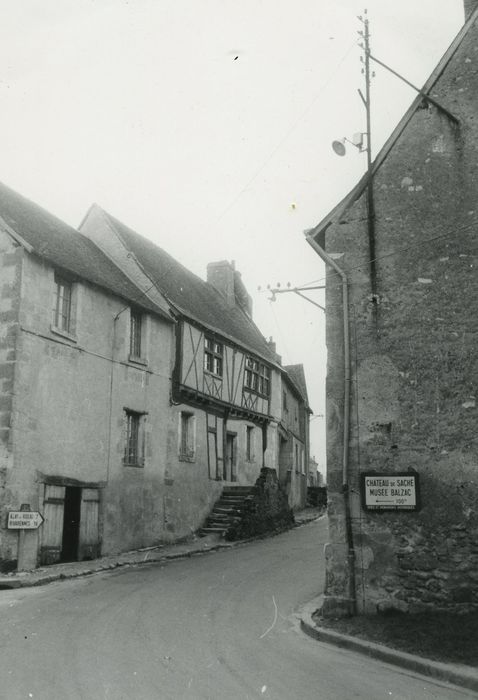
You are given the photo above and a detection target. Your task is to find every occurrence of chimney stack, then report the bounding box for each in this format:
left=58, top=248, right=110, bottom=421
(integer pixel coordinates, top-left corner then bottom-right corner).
left=464, top=0, right=478, bottom=20
left=207, top=260, right=236, bottom=307
left=207, top=260, right=253, bottom=317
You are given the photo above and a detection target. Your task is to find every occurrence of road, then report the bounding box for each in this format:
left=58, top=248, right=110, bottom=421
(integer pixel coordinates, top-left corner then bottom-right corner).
left=0, top=518, right=473, bottom=700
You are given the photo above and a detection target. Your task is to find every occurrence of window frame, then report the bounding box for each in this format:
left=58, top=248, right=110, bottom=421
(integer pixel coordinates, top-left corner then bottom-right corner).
left=244, top=356, right=271, bottom=398
left=204, top=337, right=223, bottom=378
left=129, top=308, right=143, bottom=360
left=124, top=409, right=145, bottom=467
left=52, top=273, right=72, bottom=334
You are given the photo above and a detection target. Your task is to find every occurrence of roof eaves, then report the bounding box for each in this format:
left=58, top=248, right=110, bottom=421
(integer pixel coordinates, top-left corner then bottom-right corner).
left=0, top=213, right=34, bottom=253
left=307, top=11, right=476, bottom=243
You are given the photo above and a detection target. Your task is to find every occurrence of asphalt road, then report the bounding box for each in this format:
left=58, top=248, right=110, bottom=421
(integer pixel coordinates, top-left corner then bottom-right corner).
left=0, top=519, right=474, bottom=700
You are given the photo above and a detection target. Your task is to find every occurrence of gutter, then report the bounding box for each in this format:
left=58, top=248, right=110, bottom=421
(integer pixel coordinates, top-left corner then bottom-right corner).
left=305, top=231, right=356, bottom=615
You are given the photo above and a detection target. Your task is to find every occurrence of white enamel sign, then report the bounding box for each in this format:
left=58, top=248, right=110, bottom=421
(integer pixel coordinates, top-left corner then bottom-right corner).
left=7, top=511, right=44, bottom=529
left=361, top=472, right=420, bottom=511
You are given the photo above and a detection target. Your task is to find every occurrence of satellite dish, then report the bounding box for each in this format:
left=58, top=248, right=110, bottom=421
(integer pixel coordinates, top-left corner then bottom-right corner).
left=332, top=140, right=346, bottom=156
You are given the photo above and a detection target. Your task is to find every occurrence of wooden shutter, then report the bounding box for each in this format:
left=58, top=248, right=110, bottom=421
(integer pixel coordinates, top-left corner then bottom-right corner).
left=40, top=485, right=65, bottom=565
left=79, top=489, right=100, bottom=561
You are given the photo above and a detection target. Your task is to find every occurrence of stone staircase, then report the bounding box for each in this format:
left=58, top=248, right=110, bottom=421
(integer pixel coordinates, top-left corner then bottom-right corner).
left=199, top=485, right=255, bottom=537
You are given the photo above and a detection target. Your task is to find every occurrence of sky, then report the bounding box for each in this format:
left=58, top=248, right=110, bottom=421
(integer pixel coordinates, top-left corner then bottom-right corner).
left=0, top=1, right=464, bottom=476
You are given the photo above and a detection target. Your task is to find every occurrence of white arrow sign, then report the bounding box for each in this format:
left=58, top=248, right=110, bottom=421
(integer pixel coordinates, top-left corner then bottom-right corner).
left=7, top=511, right=44, bottom=529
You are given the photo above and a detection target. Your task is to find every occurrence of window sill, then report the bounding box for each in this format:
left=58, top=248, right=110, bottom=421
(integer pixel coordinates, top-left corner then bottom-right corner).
left=204, top=370, right=223, bottom=380
left=50, top=325, right=77, bottom=343
left=243, top=388, right=269, bottom=400
left=123, top=462, right=144, bottom=469
left=128, top=354, right=148, bottom=367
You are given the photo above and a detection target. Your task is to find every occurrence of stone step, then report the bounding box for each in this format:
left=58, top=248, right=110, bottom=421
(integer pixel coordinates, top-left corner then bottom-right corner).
left=198, top=485, right=255, bottom=537
left=199, top=526, right=228, bottom=535
left=213, top=506, right=238, bottom=514
left=207, top=514, right=230, bottom=522
left=222, top=487, right=254, bottom=494
left=217, top=495, right=247, bottom=503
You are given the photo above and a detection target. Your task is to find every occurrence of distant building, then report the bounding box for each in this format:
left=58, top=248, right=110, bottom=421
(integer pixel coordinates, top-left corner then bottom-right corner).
left=307, top=2, right=478, bottom=615
left=277, top=363, right=311, bottom=508
left=308, top=455, right=319, bottom=487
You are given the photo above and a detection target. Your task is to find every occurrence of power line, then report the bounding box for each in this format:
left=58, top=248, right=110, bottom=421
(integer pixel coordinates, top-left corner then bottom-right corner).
left=211, top=38, right=359, bottom=229
left=286, top=216, right=478, bottom=294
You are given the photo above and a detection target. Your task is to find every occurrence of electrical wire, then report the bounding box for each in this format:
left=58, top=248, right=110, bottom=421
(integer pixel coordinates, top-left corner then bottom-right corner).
left=211, top=38, right=359, bottom=229
left=266, top=215, right=478, bottom=302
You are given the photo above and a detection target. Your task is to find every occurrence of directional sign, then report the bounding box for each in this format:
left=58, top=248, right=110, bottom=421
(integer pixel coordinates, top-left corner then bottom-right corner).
left=360, top=472, right=420, bottom=512
left=7, top=511, right=44, bottom=529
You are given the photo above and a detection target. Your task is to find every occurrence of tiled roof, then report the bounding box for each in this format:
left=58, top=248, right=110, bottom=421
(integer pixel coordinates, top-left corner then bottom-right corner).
left=0, top=181, right=168, bottom=318
left=98, top=209, right=279, bottom=364
left=284, top=364, right=310, bottom=407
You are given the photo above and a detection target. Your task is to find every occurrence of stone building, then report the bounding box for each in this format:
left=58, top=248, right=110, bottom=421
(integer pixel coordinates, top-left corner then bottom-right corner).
left=0, top=183, right=309, bottom=571
left=278, top=364, right=311, bottom=509
left=306, top=3, right=478, bottom=615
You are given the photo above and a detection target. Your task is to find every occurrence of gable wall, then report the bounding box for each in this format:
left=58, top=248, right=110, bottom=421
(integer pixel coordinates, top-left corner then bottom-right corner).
left=324, top=18, right=478, bottom=614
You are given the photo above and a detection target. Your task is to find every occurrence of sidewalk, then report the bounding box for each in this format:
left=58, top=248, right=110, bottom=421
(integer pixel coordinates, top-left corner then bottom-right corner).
left=300, top=596, right=478, bottom=695
left=0, top=507, right=323, bottom=590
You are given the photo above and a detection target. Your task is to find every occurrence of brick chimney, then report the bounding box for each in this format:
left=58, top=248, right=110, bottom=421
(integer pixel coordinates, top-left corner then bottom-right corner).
left=267, top=337, right=282, bottom=365
left=207, top=260, right=235, bottom=306
left=207, top=260, right=253, bottom=317
left=464, top=0, right=478, bottom=20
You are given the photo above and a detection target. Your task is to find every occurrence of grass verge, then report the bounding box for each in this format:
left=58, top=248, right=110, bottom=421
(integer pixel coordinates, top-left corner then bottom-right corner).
left=313, top=610, right=478, bottom=667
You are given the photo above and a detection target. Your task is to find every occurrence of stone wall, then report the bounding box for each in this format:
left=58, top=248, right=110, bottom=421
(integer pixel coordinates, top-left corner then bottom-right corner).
left=226, top=467, right=294, bottom=540
left=322, top=16, right=478, bottom=614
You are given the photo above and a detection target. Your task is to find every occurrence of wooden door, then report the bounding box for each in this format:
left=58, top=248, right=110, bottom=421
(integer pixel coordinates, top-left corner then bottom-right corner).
left=79, top=488, right=100, bottom=561
left=40, top=485, right=65, bottom=565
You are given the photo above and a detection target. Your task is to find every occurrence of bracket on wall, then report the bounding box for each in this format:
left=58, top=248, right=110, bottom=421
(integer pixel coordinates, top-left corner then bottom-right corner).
left=370, top=54, right=460, bottom=126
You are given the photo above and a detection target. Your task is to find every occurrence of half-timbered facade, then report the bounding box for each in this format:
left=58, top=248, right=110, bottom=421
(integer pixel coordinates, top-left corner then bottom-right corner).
left=80, top=206, right=283, bottom=498
left=0, top=182, right=309, bottom=572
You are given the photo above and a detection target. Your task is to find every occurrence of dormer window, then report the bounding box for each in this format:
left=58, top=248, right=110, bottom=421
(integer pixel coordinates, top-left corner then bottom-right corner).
left=204, top=337, right=223, bottom=377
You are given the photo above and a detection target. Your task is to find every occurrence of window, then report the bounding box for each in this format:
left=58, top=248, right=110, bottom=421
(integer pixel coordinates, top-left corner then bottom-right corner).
left=179, top=411, right=196, bottom=461
left=124, top=410, right=144, bottom=466
left=204, top=337, right=223, bottom=377
left=283, top=391, right=288, bottom=412
left=246, top=426, right=254, bottom=461
left=130, top=309, right=142, bottom=358
left=53, top=274, right=72, bottom=332
left=244, top=356, right=270, bottom=397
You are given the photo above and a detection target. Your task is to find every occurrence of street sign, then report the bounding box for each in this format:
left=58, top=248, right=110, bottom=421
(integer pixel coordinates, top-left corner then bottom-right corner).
left=7, top=511, right=44, bottom=529
left=360, top=471, right=420, bottom=511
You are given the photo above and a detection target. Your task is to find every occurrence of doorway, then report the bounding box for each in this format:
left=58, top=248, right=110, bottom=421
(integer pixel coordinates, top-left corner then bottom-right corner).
left=41, top=483, right=100, bottom=565
left=61, top=487, right=82, bottom=562
left=225, top=432, right=237, bottom=482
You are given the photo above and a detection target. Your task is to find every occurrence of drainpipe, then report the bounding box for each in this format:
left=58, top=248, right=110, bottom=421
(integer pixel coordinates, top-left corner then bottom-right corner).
left=305, top=232, right=356, bottom=615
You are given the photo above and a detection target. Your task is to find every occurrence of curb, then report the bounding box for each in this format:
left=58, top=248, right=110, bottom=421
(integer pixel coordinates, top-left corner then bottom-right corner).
left=300, top=600, right=478, bottom=695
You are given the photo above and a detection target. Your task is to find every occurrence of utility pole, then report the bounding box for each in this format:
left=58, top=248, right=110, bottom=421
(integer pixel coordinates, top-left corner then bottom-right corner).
left=358, top=10, right=377, bottom=303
